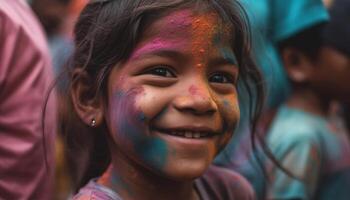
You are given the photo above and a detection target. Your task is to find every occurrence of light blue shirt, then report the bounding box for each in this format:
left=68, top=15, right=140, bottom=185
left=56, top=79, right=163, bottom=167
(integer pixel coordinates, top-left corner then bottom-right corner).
left=265, top=106, right=350, bottom=200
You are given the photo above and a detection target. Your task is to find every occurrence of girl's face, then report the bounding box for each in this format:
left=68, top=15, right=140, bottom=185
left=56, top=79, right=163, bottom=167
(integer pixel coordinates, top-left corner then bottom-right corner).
left=105, top=9, right=239, bottom=180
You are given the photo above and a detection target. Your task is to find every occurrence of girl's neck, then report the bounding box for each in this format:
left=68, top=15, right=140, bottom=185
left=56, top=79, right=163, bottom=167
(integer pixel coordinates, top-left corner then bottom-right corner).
left=98, top=149, right=199, bottom=200
left=286, top=88, right=330, bottom=117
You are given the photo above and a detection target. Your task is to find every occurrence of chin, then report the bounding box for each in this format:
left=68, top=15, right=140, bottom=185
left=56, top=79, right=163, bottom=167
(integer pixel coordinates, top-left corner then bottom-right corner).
left=162, top=159, right=212, bottom=181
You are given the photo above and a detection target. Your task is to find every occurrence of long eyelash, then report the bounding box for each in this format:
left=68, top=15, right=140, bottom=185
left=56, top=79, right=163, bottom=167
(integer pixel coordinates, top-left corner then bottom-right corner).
left=145, top=66, right=176, bottom=77
left=211, top=72, right=236, bottom=84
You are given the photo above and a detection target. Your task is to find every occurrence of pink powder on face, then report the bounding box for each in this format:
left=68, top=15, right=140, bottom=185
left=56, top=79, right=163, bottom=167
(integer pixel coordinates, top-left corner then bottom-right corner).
left=130, top=37, right=190, bottom=60
left=188, top=84, right=213, bottom=102
left=189, top=85, right=199, bottom=96
left=130, top=10, right=194, bottom=60
left=167, top=10, right=192, bottom=30
left=129, top=10, right=231, bottom=69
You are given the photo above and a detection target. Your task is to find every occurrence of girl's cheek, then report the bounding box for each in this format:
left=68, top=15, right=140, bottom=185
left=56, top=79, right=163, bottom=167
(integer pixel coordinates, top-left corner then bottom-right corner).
left=109, top=87, right=169, bottom=169
left=134, top=87, right=172, bottom=121
left=215, top=97, right=239, bottom=151
left=109, top=88, right=145, bottom=143
left=220, top=96, right=240, bottom=132
left=221, top=95, right=240, bottom=124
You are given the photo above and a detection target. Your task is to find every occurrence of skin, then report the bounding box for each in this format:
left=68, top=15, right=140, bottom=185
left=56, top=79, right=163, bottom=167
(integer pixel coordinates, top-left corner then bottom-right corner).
left=285, top=46, right=350, bottom=116
left=311, top=47, right=350, bottom=104
left=97, top=9, right=240, bottom=200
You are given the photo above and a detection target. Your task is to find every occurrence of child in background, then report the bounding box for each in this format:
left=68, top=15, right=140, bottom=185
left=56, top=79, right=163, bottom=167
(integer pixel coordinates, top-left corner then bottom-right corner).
left=262, top=18, right=350, bottom=200
left=213, top=1, right=329, bottom=198
left=62, top=0, right=265, bottom=199
left=322, top=0, right=350, bottom=132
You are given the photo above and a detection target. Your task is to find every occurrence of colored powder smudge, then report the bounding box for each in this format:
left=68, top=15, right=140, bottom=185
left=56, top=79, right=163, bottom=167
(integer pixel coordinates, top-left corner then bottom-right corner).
left=99, top=166, right=132, bottom=195
left=138, top=112, right=147, bottom=122
left=131, top=38, right=165, bottom=60
left=213, top=31, right=238, bottom=65
left=116, top=90, right=124, bottom=98
left=153, top=107, right=168, bottom=121
left=191, top=13, right=237, bottom=69
left=111, top=169, right=133, bottom=195
left=189, top=85, right=199, bottom=96
left=112, top=88, right=169, bottom=170
left=223, top=99, right=231, bottom=108
left=188, top=84, right=211, bottom=102
left=216, top=121, right=233, bottom=153
left=220, top=46, right=238, bottom=65
left=191, top=13, right=218, bottom=69
left=130, top=10, right=192, bottom=60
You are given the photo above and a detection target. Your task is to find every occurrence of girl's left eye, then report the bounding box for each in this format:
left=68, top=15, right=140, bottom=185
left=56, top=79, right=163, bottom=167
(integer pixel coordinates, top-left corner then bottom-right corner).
left=146, top=67, right=175, bottom=77
left=209, top=73, right=235, bottom=84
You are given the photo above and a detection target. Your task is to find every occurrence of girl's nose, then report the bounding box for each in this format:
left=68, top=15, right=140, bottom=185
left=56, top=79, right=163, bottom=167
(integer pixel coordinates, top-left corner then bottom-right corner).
left=173, top=85, right=218, bottom=115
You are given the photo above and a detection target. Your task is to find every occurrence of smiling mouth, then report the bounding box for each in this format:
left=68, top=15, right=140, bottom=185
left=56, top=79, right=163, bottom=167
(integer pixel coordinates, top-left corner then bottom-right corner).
left=151, top=127, right=217, bottom=139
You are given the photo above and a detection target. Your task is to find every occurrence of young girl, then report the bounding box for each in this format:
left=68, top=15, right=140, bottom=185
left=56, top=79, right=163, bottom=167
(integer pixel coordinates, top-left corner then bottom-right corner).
left=63, top=0, right=264, bottom=199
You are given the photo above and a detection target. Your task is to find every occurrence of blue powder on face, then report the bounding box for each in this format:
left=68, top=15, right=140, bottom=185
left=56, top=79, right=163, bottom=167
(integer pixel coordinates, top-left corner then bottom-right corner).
left=110, top=170, right=132, bottom=194
left=119, top=116, right=168, bottom=170
left=221, top=48, right=238, bottom=65
left=153, top=107, right=168, bottom=121
left=213, top=34, right=238, bottom=65
left=114, top=91, right=169, bottom=170
left=223, top=99, right=231, bottom=108
left=138, top=112, right=147, bottom=122
left=137, top=137, right=168, bottom=169
left=115, top=91, right=124, bottom=98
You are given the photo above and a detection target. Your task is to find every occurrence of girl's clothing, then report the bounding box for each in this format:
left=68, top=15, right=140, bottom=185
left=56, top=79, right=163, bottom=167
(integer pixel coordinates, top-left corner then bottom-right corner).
left=73, top=165, right=256, bottom=200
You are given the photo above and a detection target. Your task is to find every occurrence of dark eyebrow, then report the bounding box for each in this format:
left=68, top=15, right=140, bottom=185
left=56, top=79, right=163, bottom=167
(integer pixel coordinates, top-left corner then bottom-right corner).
left=209, top=56, right=238, bottom=69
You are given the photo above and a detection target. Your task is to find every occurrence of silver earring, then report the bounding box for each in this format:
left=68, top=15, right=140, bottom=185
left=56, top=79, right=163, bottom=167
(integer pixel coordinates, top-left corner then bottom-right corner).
left=91, top=119, right=96, bottom=127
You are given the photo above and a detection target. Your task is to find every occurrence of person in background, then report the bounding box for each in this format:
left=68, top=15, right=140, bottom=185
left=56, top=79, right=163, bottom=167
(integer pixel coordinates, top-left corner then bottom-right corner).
left=0, top=0, right=56, bottom=199
left=322, top=0, right=350, bottom=132
left=214, top=1, right=329, bottom=198
left=261, top=5, right=350, bottom=199
left=31, top=0, right=74, bottom=78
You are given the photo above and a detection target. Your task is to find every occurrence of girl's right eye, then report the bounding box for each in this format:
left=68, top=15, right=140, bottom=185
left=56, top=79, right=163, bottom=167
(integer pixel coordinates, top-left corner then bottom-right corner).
left=145, top=66, right=176, bottom=77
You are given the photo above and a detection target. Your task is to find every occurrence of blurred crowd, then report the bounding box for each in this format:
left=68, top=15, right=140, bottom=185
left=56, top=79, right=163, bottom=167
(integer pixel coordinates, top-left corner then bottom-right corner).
left=0, top=0, right=349, bottom=199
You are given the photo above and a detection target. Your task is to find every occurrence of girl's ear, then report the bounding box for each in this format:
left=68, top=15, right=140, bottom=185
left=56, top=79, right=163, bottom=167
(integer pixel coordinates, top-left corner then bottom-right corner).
left=71, top=68, right=104, bottom=127
left=281, top=48, right=314, bottom=83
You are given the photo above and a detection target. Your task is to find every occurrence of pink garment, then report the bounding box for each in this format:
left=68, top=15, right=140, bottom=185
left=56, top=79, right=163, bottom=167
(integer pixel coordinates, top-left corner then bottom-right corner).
left=0, top=0, right=56, bottom=199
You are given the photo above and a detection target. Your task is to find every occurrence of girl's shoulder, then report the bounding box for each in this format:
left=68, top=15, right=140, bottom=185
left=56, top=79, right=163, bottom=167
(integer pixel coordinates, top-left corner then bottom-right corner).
left=73, top=166, right=255, bottom=200
left=195, top=165, right=256, bottom=200
left=72, top=180, right=122, bottom=200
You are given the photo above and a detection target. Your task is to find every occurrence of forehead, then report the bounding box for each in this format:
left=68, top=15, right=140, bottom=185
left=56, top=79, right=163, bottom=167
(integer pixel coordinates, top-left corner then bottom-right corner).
left=141, top=9, right=231, bottom=44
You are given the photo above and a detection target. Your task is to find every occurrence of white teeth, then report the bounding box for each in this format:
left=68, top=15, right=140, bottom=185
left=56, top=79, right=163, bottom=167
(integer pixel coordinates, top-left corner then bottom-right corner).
left=161, top=129, right=211, bottom=138
left=194, top=133, right=200, bottom=138
left=185, top=132, right=192, bottom=138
